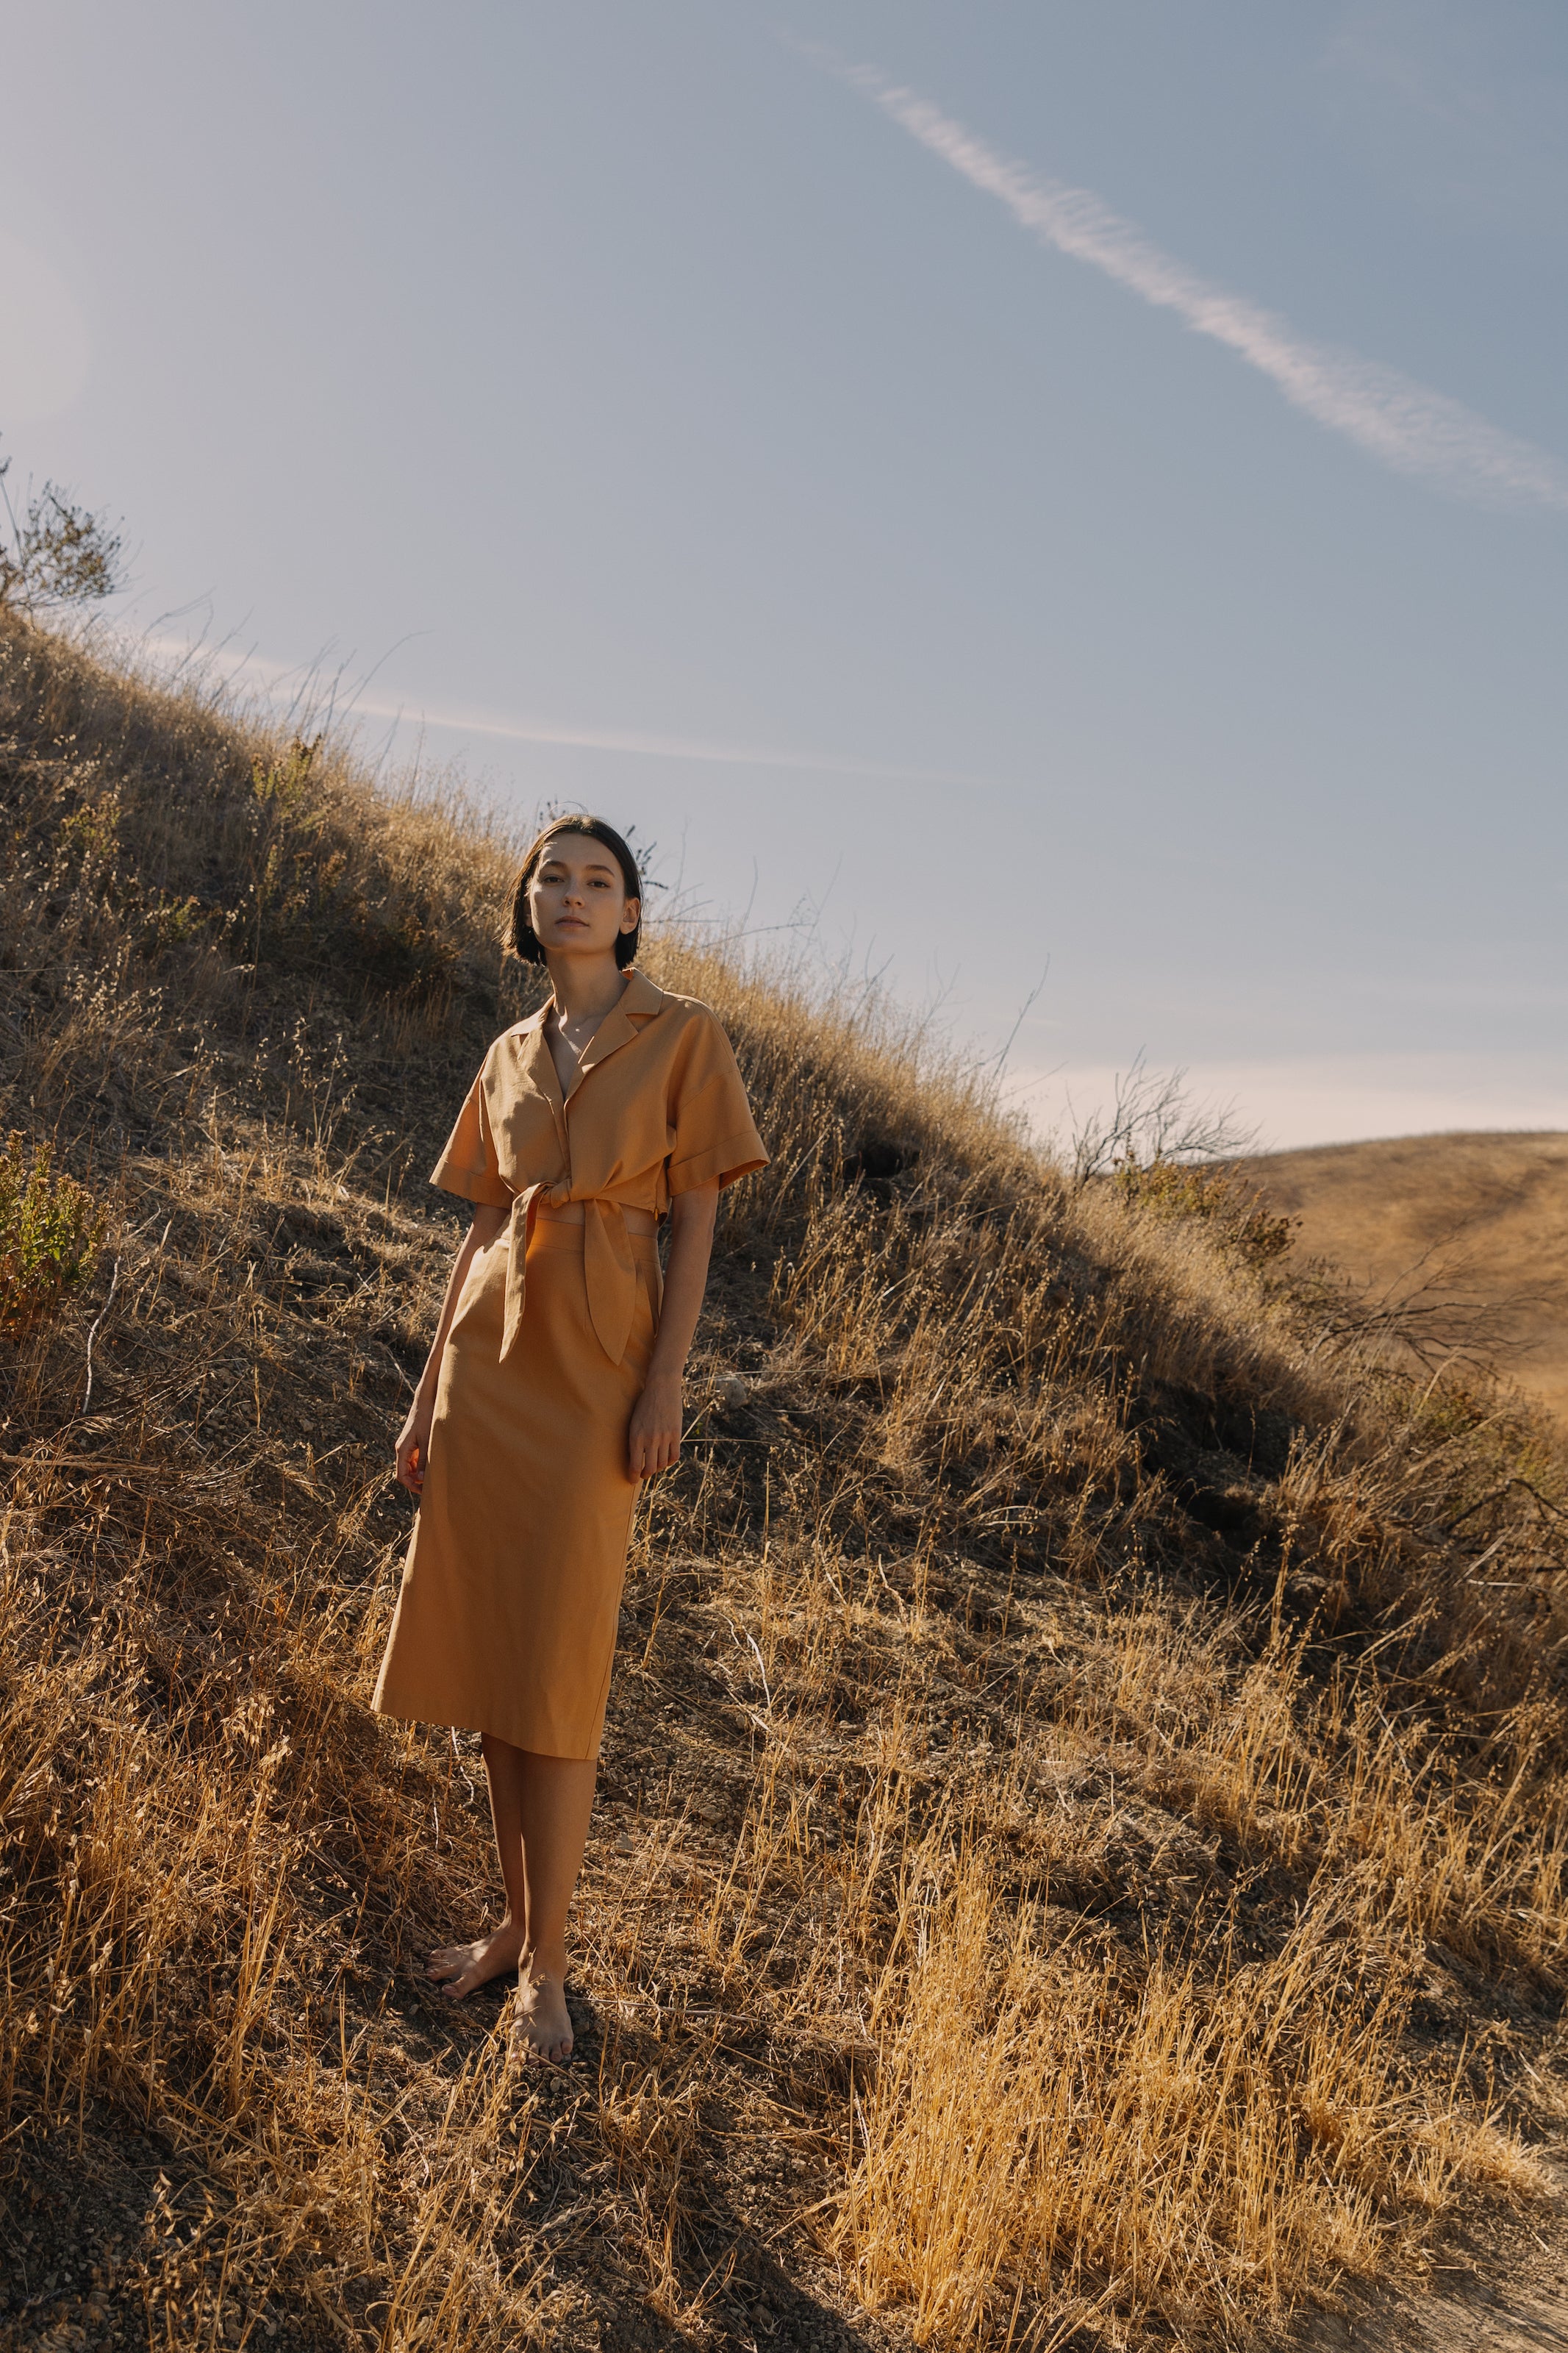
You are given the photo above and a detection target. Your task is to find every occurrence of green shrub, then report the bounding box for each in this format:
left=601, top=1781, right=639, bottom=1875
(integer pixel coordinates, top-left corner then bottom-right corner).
left=1114, top=1153, right=1297, bottom=1272
left=0, top=1134, right=102, bottom=1334
left=0, top=450, right=124, bottom=613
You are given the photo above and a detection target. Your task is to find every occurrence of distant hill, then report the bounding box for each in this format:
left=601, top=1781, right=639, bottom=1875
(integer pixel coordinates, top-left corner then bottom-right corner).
left=1244, top=1132, right=1568, bottom=1424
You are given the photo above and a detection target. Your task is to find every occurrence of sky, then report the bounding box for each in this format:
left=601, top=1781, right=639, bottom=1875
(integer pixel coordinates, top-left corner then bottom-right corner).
left=4, top=0, right=1565, bottom=1151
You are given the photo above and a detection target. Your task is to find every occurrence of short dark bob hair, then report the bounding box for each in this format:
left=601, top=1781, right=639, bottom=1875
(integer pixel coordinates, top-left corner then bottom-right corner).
left=506, top=815, right=643, bottom=970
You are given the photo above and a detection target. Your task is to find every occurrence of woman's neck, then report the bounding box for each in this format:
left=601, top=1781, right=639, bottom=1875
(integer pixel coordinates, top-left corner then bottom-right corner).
left=545, top=951, right=628, bottom=1030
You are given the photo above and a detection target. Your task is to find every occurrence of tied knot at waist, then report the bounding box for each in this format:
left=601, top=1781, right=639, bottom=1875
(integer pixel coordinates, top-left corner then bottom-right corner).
left=501, top=1184, right=659, bottom=1365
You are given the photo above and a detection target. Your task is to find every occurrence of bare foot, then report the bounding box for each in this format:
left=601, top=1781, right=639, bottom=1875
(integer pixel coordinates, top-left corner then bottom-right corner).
left=513, top=1960, right=573, bottom=2063
left=426, top=1917, right=525, bottom=2000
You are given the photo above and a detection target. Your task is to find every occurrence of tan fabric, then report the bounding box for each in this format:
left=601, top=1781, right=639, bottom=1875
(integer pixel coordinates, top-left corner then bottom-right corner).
left=371, top=973, right=767, bottom=1759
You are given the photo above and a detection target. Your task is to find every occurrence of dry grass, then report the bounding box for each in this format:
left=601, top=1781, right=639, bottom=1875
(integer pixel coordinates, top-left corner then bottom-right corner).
left=4, top=611, right=1568, bottom=2352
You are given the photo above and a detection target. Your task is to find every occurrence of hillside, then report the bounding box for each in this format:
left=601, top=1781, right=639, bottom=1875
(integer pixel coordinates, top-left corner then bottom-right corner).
left=1244, top=1132, right=1568, bottom=1427
left=4, top=611, right=1568, bottom=2353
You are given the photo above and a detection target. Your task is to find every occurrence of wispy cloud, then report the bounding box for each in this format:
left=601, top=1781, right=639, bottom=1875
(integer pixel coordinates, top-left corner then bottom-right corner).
left=837, top=63, right=1568, bottom=515
left=137, top=631, right=986, bottom=788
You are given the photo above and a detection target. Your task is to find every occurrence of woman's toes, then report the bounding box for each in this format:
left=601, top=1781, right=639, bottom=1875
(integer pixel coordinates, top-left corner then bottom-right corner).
left=425, top=1932, right=524, bottom=1997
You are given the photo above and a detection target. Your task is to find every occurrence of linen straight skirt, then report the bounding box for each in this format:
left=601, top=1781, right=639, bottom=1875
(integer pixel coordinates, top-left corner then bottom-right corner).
left=372, top=1211, right=659, bottom=1760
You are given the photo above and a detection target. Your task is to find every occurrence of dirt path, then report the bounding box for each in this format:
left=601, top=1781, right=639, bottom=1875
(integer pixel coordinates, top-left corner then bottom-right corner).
left=1297, top=2279, right=1568, bottom=2350
left=1284, top=2177, right=1568, bottom=2352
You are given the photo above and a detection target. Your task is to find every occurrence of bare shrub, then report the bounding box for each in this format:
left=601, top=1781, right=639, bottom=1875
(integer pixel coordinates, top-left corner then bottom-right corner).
left=1068, top=1051, right=1257, bottom=1188
left=1293, top=1238, right=1544, bottom=1379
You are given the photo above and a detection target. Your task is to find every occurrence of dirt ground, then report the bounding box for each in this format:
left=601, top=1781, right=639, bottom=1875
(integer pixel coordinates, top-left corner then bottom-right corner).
left=1284, top=2170, right=1568, bottom=2350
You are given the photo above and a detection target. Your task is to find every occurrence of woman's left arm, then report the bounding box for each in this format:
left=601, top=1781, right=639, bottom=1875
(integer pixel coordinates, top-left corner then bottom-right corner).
left=627, top=1179, right=720, bottom=1479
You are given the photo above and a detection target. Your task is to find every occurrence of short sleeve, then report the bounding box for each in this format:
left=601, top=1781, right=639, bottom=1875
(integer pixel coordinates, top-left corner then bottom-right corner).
left=667, top=1011, right=768, bottom=1196
left=429, top=1068, right=514, bottom=1208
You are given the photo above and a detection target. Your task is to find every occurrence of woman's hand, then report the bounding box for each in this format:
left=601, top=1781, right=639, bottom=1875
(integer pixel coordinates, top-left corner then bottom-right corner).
left=627, top=1182, right=717, bottom=1481
left=628, top=1368, right=684, bottom=1480
left=396, top=1395, right=435, bottom=1496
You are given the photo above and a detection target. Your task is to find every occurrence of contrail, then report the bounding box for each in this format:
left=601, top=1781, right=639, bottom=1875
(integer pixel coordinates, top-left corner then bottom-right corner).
left=136, top=631, right=989, bottom=788
left=842, top=65, right=1568, bottom=515
left=341, top=684, right=985, bottom=787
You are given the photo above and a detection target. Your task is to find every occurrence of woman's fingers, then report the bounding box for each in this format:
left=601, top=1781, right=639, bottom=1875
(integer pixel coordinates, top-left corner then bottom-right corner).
left=395, top=1407, right=433, bottom=1495
left=629, top=1417, right=680, bottom=1479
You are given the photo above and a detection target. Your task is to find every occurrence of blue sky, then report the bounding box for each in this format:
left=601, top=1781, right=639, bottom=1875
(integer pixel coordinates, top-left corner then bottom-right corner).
left=4, top=1, right=1565, bottom=1148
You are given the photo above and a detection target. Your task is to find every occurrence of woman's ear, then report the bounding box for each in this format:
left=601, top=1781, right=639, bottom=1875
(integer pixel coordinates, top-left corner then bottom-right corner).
left=620, top=899, right=641, bottom=935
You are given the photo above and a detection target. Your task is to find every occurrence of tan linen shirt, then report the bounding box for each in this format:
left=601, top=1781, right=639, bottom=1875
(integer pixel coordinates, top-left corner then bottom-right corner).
left=432, top=971, right=767, bottom=1365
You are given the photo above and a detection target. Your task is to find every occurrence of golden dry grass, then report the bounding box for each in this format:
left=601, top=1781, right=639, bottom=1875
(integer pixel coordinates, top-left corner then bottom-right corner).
left=1245, top=1132, right=1568, bottom=1425
left=4, top=611, right=1568, bottom=2352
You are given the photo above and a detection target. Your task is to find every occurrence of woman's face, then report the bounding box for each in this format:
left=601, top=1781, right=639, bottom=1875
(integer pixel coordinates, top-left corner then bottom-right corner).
left=527, top=833, right=639, bottom=963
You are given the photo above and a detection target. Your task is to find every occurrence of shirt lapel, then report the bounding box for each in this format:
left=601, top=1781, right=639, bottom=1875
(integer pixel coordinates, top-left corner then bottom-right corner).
left=571, top=971, right=666, bottom=1090
left=514, top=1008, right=568, bottom=1159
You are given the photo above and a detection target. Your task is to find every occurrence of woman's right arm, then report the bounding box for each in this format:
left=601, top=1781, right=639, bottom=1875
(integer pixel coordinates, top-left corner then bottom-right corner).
left=395, top=1202, right=509, bottom=1494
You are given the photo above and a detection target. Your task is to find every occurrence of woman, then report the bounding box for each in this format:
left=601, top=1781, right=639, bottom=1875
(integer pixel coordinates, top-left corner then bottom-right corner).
left=372, top=816, right=767, bottom=2061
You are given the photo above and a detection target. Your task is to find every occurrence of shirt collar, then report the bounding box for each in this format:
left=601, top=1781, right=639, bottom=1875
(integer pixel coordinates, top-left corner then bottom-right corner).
left=576, top=969, right=665, bottom=1074
left=516, top=969, right=664, bottom=1029
left=512, top=969, right=666, bottom=1091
